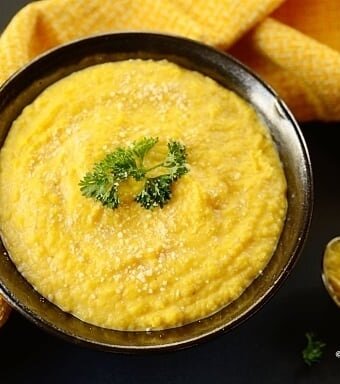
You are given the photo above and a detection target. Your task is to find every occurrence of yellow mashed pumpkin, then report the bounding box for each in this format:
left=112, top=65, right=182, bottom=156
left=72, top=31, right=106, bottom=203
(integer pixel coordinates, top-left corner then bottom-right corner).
left=324, top=238, right=340, bottom=302
left=0, top=60, right=287, bottom=330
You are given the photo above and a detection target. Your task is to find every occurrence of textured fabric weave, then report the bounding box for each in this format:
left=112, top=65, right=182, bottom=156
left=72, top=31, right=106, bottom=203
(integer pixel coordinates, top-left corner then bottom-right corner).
left=0, top=296, right=10, bottom=328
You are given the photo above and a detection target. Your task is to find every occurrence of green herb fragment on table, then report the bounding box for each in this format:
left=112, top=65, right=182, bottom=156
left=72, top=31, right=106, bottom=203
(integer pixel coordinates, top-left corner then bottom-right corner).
left=79, top=137, right=189, bottom=210
left=302, top=332, right=326, bottom=366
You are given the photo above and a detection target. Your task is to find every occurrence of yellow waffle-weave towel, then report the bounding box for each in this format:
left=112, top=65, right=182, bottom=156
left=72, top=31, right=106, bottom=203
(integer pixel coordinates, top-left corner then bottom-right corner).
left=0, top=0, right=339, bottom=324
left=0, top=296, right=11, bottom=328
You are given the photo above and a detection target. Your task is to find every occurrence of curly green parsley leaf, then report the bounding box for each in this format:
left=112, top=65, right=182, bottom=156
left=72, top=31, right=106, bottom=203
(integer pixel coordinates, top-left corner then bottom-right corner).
left=135, top=174, right=173, bottom=209
left=79, top=137, right=189, bottom=210
left=302, top=332, right=326, bottom=366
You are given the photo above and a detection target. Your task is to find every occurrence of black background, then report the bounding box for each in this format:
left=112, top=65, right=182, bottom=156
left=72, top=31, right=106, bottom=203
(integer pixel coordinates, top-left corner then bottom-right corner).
left=0, top=1, right=339, bottom=383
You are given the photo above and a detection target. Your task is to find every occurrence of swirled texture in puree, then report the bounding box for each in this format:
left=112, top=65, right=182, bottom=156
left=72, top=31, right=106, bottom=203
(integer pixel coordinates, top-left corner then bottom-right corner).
left=0, top=60, right=287, bottom=330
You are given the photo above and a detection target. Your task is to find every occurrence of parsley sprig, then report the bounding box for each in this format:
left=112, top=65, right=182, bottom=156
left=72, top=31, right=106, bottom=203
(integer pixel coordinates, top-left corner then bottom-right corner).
left=79, top=137, right=189, bottom=209
left=302, top=332, right=326, bottom=366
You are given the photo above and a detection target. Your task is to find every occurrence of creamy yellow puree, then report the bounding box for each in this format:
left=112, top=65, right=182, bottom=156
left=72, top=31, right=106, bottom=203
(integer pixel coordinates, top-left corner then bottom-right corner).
left=0, top=60, right=287, bottom=330
left=324, top=237, right=340, bottom=301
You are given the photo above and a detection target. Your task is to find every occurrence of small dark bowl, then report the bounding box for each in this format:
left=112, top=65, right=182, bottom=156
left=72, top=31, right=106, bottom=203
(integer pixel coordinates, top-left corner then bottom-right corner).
left=0, top=33, right=313, bottom=352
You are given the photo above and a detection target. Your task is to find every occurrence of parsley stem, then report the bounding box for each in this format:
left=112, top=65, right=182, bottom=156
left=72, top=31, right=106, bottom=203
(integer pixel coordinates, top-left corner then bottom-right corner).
left=144, top=162, right=165, bottom=173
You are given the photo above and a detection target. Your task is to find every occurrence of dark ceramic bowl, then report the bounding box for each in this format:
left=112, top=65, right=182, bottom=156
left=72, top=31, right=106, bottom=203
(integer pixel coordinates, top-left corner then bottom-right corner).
left=0, top=33, right=312, bottom=352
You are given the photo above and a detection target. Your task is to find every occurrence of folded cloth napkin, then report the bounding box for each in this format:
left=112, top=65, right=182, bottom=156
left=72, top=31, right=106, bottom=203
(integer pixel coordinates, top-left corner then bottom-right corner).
left=0, top=296, right=11, bottom=328
left=0, top=0, right=339, bottom=325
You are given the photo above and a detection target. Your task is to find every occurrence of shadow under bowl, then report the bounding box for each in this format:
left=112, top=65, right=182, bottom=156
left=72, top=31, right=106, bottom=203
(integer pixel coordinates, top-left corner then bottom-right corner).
left=0, top=33, right=313, bottom=352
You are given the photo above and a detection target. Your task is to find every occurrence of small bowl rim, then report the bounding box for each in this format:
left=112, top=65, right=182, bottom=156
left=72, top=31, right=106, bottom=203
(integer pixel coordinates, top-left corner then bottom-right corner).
left=322, top=236, right=340, bottom=308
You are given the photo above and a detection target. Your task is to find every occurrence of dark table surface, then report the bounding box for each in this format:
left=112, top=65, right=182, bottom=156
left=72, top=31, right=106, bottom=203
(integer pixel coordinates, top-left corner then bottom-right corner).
left=0, top=1, right=340, bottom=383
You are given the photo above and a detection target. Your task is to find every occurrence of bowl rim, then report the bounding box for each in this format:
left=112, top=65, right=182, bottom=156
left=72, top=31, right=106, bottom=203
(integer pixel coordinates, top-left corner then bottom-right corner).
left=0, top=31, right=313, bottom=352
